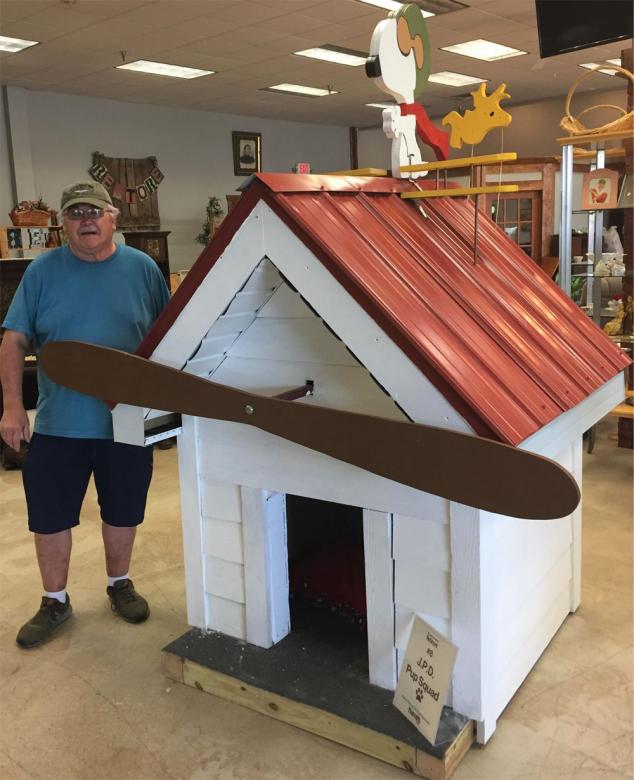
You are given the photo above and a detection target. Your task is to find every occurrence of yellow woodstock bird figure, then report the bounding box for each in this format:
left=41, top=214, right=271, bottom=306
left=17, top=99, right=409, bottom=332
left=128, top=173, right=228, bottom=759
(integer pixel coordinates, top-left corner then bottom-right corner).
left=442, top=83, right=512, bottom=149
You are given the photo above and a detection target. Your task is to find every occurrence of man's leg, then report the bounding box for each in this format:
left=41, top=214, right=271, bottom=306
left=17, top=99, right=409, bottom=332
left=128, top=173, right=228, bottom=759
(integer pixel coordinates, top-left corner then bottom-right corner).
left=102, top=521, right=149, bottom=623
left=17, top=530, right=73, bottom=648
left=102, top=523, right=136, bottom=577
left=96, top=440, right=153, bottom=623
left=17, top=435, right=86, bottom=647
left=35, top=529, right=72, bottom=591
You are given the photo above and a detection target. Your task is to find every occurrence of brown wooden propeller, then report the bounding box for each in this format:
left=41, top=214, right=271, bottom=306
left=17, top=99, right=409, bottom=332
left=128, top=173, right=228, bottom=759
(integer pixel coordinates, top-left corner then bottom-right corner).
left=39, top=341, right=580, bottom=520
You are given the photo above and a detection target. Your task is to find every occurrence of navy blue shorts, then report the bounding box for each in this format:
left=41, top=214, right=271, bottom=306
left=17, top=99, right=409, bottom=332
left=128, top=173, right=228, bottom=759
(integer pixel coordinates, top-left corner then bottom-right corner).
left=22, top=433, right=154, bottom=535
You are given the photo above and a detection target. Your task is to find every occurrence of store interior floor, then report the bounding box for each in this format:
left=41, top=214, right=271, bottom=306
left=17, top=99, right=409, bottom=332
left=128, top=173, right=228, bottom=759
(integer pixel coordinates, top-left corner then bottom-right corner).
left=1, top=418, right=632, bottom=780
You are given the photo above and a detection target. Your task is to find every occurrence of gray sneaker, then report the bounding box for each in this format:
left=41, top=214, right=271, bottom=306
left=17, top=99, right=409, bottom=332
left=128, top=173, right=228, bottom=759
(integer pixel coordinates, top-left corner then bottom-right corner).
left=107, top=579, right=150, bottom=623
left=16, top=596, right=72, bottom=648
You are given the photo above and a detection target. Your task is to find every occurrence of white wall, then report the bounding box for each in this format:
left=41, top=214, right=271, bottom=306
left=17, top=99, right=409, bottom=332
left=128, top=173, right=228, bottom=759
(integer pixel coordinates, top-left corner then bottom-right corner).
left=357, top=87, right=627, bottom=168
left=4, top=88, right=350, bottom=271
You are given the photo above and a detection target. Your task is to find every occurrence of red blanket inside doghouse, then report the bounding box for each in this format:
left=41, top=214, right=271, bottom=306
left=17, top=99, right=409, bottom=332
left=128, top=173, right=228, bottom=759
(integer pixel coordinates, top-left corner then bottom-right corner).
left=290, top=541, right=367, bottom=622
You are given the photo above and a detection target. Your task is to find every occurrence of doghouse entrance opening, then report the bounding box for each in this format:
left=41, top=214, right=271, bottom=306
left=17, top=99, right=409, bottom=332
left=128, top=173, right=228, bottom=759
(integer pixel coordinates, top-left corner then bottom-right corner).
left=285, top=495, right=368, bottom=665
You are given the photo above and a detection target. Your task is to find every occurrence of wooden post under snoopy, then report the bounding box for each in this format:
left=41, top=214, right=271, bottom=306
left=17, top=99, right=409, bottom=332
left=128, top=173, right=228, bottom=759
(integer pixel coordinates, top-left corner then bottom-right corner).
left=365, top=3, right=449, bottom=177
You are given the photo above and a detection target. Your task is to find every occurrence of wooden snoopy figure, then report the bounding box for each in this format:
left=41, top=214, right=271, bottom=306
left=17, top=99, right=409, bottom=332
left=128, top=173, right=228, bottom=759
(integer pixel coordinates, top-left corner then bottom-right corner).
left=366, top=2, right=449, bottom=178
left=442, top=83, right=512, bottom=149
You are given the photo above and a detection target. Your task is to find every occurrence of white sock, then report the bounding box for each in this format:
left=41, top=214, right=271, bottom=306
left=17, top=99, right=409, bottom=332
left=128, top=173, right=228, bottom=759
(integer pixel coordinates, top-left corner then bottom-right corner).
left=45, top=589, right=67, bottom=604
left=108, top=572, right=129, bottom=587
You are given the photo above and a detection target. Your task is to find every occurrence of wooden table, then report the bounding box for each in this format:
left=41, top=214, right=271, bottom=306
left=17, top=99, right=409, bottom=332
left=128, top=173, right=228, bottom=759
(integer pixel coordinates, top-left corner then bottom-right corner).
left=608, top=390, right=633, bottom=450
left=608, top=390, right=634, bottom=420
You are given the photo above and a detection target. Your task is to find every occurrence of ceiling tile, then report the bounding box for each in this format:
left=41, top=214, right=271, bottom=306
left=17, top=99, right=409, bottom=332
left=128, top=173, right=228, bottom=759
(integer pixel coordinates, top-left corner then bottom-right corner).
left=302, top=0, right=382, bottom=24
left=0, top=20, right=69, bottom=43
left=10, top=5, right=100, bottom=31
left=0, top=1, right=58, bottom=21
left=110, top=0, right=212, bottom=27
left=256, top=13, right=333, bottom=37
left=67, top=0, right=151, bottom=18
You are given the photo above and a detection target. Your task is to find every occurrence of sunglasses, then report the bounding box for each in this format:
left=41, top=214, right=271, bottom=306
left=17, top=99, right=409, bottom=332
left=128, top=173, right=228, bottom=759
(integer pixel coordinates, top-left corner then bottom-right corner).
left=64, top=205, right=106, bottom=220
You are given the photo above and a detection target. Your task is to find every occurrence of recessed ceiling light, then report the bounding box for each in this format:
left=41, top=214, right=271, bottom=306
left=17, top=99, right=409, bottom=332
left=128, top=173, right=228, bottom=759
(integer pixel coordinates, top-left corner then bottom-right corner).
left=266, top=83, right=338, bottom=97
left=579, top=58, right=621, bottom=75
left=294, top=45, right=368, bottom=67
left=358, top=0, right=435, bottom=17
left=0, top=35, right=39, bottom=53
left=366, top=101, right=396, bottom=108
left=441, top=39, right=527, bottom=61
left=428, top=71, right=486, bottom=87
left=116, top=60, right=214, bottom=79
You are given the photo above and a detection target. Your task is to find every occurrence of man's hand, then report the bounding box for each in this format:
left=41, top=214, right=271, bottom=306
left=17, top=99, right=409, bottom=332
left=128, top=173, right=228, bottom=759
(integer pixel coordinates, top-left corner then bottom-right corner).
left=0, top=405, right=30, bottom=451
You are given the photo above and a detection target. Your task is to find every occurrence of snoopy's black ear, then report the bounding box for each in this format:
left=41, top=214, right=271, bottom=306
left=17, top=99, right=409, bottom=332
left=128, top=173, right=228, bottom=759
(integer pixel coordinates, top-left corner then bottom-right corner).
left=365, top=55, right=381, bottom=79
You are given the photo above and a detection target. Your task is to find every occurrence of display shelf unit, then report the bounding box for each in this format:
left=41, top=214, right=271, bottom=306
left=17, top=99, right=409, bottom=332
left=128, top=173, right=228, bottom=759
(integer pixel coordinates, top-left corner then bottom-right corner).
left=0, top=224, right=62, bottom=259
left=558, top=129, right=631, bottom=324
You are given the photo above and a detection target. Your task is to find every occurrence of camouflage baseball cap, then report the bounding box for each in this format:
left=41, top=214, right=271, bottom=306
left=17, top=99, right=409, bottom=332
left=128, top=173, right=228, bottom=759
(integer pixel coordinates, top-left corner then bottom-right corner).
left=61, top=180, right=113, bottom=211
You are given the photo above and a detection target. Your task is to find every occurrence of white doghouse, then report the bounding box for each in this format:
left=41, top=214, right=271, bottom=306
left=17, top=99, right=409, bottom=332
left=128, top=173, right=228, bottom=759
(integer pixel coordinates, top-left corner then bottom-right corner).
left=114, top=173, right=628, bottom=742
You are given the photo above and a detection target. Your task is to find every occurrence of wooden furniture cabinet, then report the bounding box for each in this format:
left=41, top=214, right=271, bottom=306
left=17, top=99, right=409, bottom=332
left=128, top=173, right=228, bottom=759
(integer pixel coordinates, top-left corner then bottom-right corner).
left=1, top=258, right=32, bottom=324
left=488, top=191, right=542, bottom=261
left=122, top=230, right=171, bottom=291
left=478, top=158, right=557, bottom=267
left=0, top=263, right=38, bottom=468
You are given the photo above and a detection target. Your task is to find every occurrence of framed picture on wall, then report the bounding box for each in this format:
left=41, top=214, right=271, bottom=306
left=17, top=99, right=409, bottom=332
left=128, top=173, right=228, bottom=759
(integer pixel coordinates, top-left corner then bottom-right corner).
left=232, top=131, right=262, bottom=176
left=580, top=168, right=618, bottom=210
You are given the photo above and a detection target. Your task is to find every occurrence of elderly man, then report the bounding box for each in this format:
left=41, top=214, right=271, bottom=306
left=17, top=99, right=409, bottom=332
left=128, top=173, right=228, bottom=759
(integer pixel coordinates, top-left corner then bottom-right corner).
left=0, top=181, right=170, bottom=648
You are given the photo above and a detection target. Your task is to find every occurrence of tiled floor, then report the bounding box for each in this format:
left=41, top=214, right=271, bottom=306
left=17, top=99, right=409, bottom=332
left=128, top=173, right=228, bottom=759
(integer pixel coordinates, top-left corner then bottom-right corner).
left=0, top=420, right=632, bottom=780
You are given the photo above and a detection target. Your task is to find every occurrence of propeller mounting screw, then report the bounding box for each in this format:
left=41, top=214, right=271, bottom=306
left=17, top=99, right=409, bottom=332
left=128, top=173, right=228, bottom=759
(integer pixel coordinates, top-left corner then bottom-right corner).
left=245, top=404, right=254, bottom=415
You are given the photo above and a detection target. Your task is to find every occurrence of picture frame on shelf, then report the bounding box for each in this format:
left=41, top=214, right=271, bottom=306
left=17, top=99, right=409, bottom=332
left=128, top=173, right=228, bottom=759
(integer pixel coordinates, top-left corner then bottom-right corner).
left=580, top=168, right=618, bottom=210
left=7, top=228, right=22, bottom=249
left=27, top=228, right=46, bottom=249
left=232, top=131, right=261, bottom=176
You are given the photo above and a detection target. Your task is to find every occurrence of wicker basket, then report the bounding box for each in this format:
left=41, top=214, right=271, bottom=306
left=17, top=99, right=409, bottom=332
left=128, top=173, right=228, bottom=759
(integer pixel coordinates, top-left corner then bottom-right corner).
left=9, top=209, right=50, bottom=227
left=560, top=64, right=634, bottom=136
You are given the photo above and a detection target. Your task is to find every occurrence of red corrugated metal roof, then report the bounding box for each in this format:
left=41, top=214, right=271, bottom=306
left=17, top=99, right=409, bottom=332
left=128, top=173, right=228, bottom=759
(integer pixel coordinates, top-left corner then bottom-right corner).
left=139, top=173, right=630, bottom=445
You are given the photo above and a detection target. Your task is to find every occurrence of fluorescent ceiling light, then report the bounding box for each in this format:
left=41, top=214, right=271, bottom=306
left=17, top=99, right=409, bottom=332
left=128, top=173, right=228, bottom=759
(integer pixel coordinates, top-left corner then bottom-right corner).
left=294, top=45, right=367, bottom=67
left=0, top=35, right=39, bottom=53
left=366, top=101, right=396, bottom=108
left=358, top=0, right=434, bottom=18
left=441, top=39, right=526, bottom=61
left=579, top=58, right=621, bottom=75
left=428, top=71, right=486, bottom=87
left=116, top=60, right=214, bottom=79
left=267, top=83, right=338, bottom=97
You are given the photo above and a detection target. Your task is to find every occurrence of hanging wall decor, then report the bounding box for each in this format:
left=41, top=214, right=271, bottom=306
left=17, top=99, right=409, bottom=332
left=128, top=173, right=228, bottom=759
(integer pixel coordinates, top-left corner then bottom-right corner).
left=232, top=131, right=262, bottom=176
left=88, top=152, right=165, bottom=229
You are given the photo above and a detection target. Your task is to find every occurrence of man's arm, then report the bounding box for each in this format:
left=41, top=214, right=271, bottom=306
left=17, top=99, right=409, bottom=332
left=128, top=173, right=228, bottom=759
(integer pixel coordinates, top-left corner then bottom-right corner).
left=0, top=330, right=31, bottom=451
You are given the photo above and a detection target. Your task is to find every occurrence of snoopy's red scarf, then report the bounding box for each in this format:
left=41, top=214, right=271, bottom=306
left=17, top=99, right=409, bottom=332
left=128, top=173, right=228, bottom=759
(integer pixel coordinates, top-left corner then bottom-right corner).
left=399, top=103, right=449, bottom=161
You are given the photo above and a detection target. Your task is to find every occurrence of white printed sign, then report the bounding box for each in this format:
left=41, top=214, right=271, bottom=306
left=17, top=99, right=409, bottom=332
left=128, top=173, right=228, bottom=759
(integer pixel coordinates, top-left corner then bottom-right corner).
left=393, top=616, right=458, bottom=744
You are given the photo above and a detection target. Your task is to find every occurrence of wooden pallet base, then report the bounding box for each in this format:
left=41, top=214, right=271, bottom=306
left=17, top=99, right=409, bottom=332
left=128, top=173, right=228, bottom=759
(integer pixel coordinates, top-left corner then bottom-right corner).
left=162, top=606, right=473, bottom=779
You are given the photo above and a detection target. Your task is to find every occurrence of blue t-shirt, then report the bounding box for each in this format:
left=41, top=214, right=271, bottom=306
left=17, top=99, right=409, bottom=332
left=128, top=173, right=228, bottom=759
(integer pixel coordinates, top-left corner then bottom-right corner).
left=2, top=243, right=170, bottom=438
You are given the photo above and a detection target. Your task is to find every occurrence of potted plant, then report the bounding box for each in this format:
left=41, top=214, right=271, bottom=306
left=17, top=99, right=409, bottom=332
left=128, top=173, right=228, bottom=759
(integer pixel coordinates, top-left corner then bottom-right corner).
left=195, top=196, right=224, bottom=245
left=9, top=196, right=55, bottom=227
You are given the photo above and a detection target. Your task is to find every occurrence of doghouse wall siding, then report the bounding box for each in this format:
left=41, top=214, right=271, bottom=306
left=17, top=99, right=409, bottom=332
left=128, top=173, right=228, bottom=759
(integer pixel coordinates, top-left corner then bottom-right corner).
left=488, top=439, right=580, bottom=720
left=392, top=504, right=452, bottom=679
left=201, top=479, right=247, bottom=639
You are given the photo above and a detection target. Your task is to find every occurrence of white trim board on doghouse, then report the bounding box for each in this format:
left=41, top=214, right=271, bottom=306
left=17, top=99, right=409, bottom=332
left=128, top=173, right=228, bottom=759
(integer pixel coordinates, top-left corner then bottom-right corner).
left=113, top=200, right=624, bottom=743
